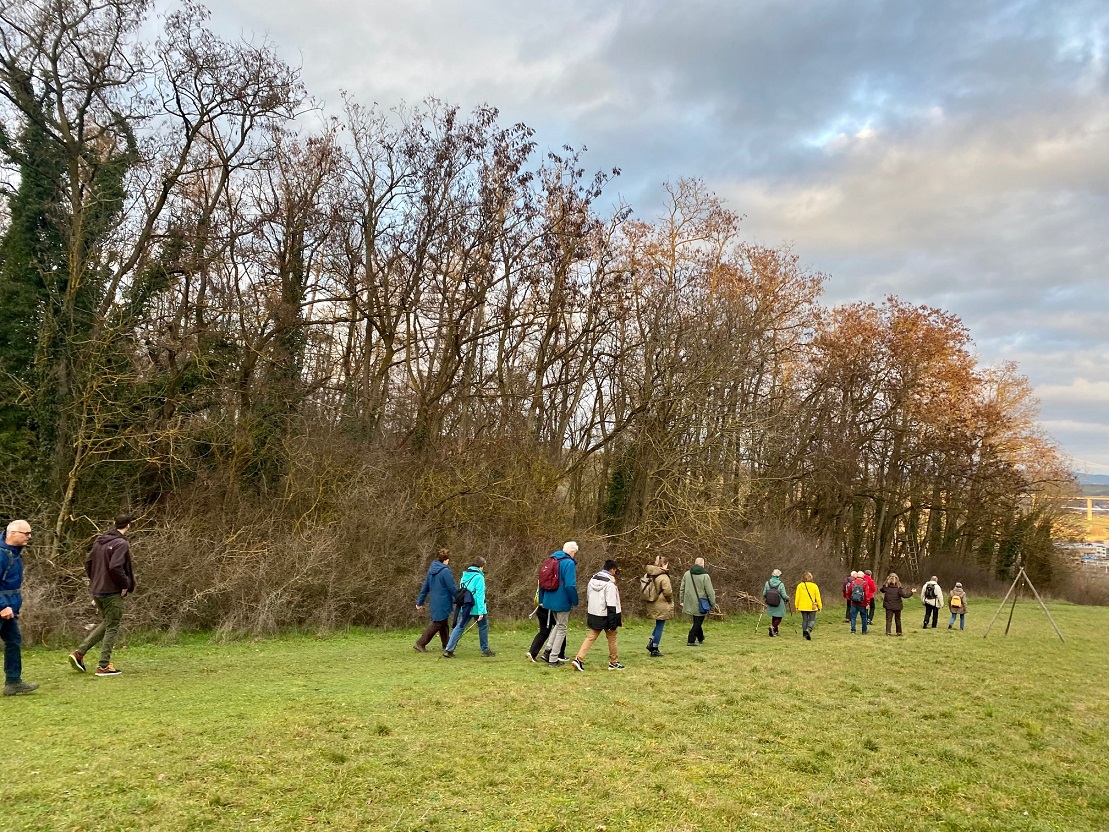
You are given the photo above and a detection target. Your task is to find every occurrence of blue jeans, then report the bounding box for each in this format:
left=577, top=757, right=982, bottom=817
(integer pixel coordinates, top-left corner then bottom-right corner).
left=1, top=616, right=22, bottom=683
left=651, top=619, right=666, bottom=646
left=948, top=613, right=965, bottom=630
left=445, top=610, right=489, bottom=652
left=849, top=604, right=868, bottom=633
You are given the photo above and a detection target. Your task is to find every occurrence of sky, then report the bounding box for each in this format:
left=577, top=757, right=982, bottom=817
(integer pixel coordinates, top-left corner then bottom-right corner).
left=205, top=0, right=1109, bottom=472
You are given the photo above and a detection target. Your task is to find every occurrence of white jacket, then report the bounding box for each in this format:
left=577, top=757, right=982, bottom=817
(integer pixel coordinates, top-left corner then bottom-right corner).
left=586, top=570, right=621, bottom=616
left=921, top=580, right=944, bottom=608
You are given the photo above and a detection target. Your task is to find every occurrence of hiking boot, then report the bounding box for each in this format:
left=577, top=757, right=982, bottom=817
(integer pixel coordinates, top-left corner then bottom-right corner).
left=571, top=657, right=584, bottom=672
left=442, top=650, right=455, bottom=658
left=803, top=630, right=811, bottom=640
left=95, top=664, right=122, bottom=676
left=768, top=627, right=774, bottom=637
left=648, top=646, right=663, bottom=657
left=3, top=680, right=38, bottom=696
left=607, top=662, right=625, bottom=670
left=481, top=650, right=496, bottom=657
left=69, top=651, right=87, bottom=672
left=413, top=642, right=428, bottom=653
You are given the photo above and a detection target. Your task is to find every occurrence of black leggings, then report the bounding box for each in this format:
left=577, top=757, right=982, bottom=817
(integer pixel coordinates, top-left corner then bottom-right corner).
left=529, top=608, right=566, bottom=659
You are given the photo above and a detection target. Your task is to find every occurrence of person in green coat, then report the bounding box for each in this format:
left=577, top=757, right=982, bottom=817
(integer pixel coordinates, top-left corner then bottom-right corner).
left=762, top=569, right=791, bottom=637
left=679, top=558, right=716, bottom=646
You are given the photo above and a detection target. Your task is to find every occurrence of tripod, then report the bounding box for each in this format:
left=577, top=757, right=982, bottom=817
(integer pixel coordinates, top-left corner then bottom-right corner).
left=983, top=564, right=1065, bottom=643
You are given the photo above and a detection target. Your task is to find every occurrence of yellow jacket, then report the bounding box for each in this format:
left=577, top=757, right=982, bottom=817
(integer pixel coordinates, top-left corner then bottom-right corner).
left=793, top=581, right=822, bottom=611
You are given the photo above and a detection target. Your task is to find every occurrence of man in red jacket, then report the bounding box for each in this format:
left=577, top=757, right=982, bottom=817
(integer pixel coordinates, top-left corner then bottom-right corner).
left=863, top=570, right=878, bottom=625
left=847, top=572, right=871, bottom=634
left=68, top=514, right=136, bottom=676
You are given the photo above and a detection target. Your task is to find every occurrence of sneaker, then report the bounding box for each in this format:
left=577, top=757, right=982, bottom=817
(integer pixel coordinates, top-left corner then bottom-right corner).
left=607, top=662, right=625, bottom=670
left=803, top=630, right=811, bottom=640
left=556, top=656, right=570, bottom=663
left=442, top=650, right=455, bottom=658
left=95, top=664, right=122, bottom=676
left=686, top=642, right=698, bottom=646
left=69, top=651, right=87, bottom=672
left=2, top=680, right=38, bottom=696
left=571, top=657, right=584, bottom=672
left=525, top=651, right=537, bottom=663
left=481, top=650, right=496, bottom=657
left=413, top=642, right=428, bottom=653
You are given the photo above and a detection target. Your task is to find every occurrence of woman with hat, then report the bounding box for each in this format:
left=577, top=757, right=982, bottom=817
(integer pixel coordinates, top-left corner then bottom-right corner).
left=948, top=582, right=969, bottom=630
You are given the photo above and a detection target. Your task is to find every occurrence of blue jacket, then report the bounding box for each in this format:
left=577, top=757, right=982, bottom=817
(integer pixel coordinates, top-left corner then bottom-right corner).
left=416, top=560, right=457, bottom=622
left=0, top=538, right=25, bottom=615
left=538, top=551, right=579, bottom=612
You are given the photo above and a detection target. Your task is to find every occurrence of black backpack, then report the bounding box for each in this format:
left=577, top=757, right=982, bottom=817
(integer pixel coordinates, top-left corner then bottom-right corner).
left=764, top=585, right=782, bottom=607
left=455, top=575, right=476, bottom=607
left=924, top=583, right=937, bottom=601
left=850, top=581, right=866, bottom=604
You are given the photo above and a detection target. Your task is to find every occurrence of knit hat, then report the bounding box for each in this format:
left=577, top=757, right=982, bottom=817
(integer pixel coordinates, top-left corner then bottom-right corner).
left=955, top=582, right=963, bottom=588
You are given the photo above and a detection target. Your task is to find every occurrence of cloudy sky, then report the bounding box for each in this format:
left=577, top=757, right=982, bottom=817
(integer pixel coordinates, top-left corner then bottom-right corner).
left=209, top=0, right=1109, bottom=471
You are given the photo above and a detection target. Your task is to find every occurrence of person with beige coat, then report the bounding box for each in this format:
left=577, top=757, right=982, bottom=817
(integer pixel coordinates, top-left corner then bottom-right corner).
left=641, top=555, right=674, bottom=657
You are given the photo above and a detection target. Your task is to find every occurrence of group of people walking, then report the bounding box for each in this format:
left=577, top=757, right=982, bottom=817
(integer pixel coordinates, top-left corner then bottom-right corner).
left=2, top=514, right=137, bottom=696
left=414, top=543, right=975, bottom=666
left=836, top=570, right=969, bottom=635
left=758, top=569, right=971, bottom=639
left=415, top=544, right=720, bottom=670
left=0, top=513, right=984, bottom=699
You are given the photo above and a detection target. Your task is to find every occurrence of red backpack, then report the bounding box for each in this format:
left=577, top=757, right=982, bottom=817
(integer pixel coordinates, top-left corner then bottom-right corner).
left=538, top=556, right=561, bottom=591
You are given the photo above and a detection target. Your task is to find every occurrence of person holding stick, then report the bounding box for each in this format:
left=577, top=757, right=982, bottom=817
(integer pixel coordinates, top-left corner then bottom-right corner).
left=762, top=569, right=791, bottom=637
left=442, top=557, right=495, bottom=658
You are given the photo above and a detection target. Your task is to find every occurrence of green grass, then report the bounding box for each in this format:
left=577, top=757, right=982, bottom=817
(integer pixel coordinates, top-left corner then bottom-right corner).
left=3, top=602, right=1108, bottom=831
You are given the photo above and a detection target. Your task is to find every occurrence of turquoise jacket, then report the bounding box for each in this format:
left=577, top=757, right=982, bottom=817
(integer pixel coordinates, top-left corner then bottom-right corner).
left=459, top=567, right=487, bottom=616
left=762, top=576, right=790, bottom=617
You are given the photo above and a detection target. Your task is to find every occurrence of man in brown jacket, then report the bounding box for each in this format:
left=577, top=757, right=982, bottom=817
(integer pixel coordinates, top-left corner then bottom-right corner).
left=68, top=514, right=136, bottom=676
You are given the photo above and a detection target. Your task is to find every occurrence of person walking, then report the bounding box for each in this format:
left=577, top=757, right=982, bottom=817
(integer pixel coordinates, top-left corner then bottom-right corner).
left=847, top=571, right=871, bottom=634
left=414, top=548, right=457, bottom=652
left=843, top=571, right=858, bottom=622
left=864, top=570, right=878, bottom=625
left=948, top=582, right=968, bottom=630
left=642, top=554, right=674, bottom=657
left=878, top=573, right=915, bottom=636
left=762, top=569, right=791, bottom=637
left=571, top=560, right=623, bottom=671
left=679, top=557, right=716, bottom=646
left=793, top=571, right=822, bottom=640
left=538, top=542, right=579, bottom=668
left=68, top=514, right=136, bottom=677
left=1, top=520, right=37, bottom=696
left=526, top=597, right=568, bottom=664
left=443, top=557, right=495, bottom=657
left=921, top=576, right=944, bottom=628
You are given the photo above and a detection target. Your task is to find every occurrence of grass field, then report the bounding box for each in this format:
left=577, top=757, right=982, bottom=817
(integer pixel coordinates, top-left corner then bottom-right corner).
left=3, top=600, right=1108, bottom=832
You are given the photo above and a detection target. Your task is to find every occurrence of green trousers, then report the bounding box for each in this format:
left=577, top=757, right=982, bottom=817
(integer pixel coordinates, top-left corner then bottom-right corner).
left=77, top=593, right=126, bottom=667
